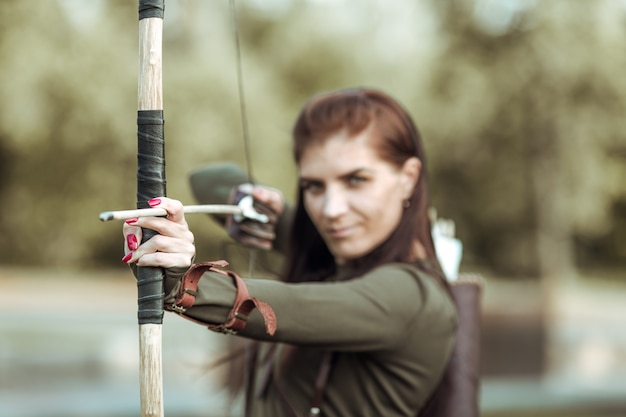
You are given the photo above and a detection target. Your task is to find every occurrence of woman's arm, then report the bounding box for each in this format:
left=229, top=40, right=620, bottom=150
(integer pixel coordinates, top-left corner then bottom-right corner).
left=121, top=197, right=455, bottom=353
left=189, top=163, right=292, bottom=253
left=174, top=263, right=456, bottom=352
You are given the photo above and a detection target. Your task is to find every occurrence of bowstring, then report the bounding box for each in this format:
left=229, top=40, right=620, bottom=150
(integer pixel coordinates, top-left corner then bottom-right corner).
left=229, top=0, right=255, bottom=184
left=228, top=0, right=257, bottom=279
left=228, top=2, right=258, bottom=400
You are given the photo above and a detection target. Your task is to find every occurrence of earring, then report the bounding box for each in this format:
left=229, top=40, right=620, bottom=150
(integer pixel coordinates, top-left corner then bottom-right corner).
left=403, top=199, right=411, bottom=209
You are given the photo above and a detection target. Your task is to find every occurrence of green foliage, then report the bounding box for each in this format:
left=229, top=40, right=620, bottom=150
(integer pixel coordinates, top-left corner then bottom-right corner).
left=424, top=0, right=626, bottom=276
left=0, top=0, right=624, bottom=278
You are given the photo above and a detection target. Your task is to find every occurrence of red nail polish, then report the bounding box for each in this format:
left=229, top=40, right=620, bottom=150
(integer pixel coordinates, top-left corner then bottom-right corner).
left=127, top=235, right=138, bottom=251
left=125, top=218, right=138, bottom=224
left=148, top=198, right=161, bottom=207
left=122, top=253, right=133, bottom=263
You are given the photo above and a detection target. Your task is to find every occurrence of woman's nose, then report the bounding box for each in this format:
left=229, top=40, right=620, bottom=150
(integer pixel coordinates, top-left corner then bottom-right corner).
left=323, top=186, right=349, bottom=218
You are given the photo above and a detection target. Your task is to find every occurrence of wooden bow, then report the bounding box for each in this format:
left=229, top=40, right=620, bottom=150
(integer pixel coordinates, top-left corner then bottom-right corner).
left=137, top=1, right=165, bottom=416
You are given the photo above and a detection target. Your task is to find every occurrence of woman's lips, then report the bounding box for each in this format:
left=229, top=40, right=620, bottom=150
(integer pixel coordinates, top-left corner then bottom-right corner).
left=328, top=226, right=352, bottom=239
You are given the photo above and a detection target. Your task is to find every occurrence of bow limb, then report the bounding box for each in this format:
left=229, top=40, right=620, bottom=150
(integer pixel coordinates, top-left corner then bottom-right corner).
left=137, top=1, right=165, bottom=417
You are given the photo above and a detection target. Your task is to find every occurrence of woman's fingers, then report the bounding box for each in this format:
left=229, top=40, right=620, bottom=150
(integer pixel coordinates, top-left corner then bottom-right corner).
left=122, top=233, right=195, bottom=267
left=123, top=222, right=142, bottom=252
left=124, top=197, right=193, bottom=240
left=250, top=186, right=284, bottom=215
left=226, top=185, right=283, bottom=250
left=127, top=216, right=194, bottom=244
left=121, top=197, right=195, bottom=267
left=147, top=197, right=186, bottom=224
left=125, top=234, right=195, bottom=267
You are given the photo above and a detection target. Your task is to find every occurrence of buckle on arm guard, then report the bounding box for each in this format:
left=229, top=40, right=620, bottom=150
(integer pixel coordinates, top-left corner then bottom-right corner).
left=171, top=260, right=277, bottom=336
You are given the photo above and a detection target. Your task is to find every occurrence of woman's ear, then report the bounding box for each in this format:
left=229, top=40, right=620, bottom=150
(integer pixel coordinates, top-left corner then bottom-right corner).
left=400, top=157, right=421, bottom=198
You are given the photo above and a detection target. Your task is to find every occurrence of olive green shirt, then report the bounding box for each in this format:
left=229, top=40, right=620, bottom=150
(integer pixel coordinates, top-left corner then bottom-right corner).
left=167, top=165, right=458, bottom=416
left=164, top=262, right=456, bottom=417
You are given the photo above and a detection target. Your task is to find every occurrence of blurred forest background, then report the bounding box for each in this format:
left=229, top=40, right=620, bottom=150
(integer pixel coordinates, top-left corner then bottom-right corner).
left=1, top=0, right=626, bottom=281
left=2, top=1, right=626, bottom=416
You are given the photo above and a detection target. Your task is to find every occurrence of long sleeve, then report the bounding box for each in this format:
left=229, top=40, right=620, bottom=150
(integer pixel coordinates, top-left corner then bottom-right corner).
left=164, top=262, right=457, bottom=417
left=167, top=263, right=456, bottom=352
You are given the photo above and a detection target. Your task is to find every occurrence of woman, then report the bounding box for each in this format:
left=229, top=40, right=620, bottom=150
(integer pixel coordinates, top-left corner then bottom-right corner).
left=123, top=88, right=457, bottom=417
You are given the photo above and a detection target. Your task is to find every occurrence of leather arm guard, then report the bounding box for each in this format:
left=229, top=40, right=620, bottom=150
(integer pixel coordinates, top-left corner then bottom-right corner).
left=167, top=260, right=277, bottom=336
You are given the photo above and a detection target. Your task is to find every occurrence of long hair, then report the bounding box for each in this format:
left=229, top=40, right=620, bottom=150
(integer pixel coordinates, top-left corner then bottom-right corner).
left=282, top=87, right=444, bottom=284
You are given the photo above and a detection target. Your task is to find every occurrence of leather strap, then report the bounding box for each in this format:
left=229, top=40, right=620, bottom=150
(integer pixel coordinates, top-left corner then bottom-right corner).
left=171, top=260, right=277, bottom=336
left=269, top=350, right=334, bottom=417
left=174, top=260, right=229, bottom=309
left=309, top=351, right=333, bottom=416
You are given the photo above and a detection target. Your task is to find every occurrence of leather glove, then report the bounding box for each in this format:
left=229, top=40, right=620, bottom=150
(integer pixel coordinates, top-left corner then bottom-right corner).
left=226, top=183, right=284, bottom=250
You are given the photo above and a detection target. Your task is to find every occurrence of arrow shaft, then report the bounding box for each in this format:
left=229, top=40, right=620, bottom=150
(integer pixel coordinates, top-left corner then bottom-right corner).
left=100, top=204, right=244, bottom=221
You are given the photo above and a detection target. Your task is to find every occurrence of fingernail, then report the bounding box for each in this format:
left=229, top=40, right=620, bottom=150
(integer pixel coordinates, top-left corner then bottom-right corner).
left=122, top=253, right=133, bottom=263
left=125, top=217, right=138, bottom=224
left=148, top=198, right=161, bottom=207
left=127, top=234, right=138, bottom=251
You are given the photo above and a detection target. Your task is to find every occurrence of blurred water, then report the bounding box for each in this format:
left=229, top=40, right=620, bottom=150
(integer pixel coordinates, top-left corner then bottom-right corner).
left=0, top=310, right=239, bottom=417
left=0, top=269, right=239, bottom=417
left=2, top=268, right=626, bottom=417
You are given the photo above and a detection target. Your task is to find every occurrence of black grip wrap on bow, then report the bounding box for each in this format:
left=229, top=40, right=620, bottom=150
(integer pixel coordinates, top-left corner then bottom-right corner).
left=136, top=109, right=166, bottom=324
left=139, top=0, right=164, bottom=20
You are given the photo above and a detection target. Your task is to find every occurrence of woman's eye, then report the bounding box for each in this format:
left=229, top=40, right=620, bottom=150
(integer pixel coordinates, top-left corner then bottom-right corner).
left=301, top=181, right=323, bottom=193
left=348, top=176, right=367, bottom=186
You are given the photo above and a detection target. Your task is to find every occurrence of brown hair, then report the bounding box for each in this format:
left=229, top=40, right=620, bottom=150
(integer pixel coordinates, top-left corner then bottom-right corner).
left=283, top=87, right=443, bottom=283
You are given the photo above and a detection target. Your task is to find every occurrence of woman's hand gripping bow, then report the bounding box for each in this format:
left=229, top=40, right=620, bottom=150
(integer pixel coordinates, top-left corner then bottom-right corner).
left=122, top=197, right=196, bottom=268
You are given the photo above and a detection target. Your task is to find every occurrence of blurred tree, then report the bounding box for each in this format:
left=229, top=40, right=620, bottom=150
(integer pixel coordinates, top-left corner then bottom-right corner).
left=424, top=0, right=626, bottom=278
left=0, top=0, right=139, bottom=266
left=0, top=0, right=624, bottom=278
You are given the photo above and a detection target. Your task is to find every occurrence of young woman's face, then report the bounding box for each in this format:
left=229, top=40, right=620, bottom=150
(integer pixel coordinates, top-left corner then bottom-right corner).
left=298, top=128, right=420, bottom=264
